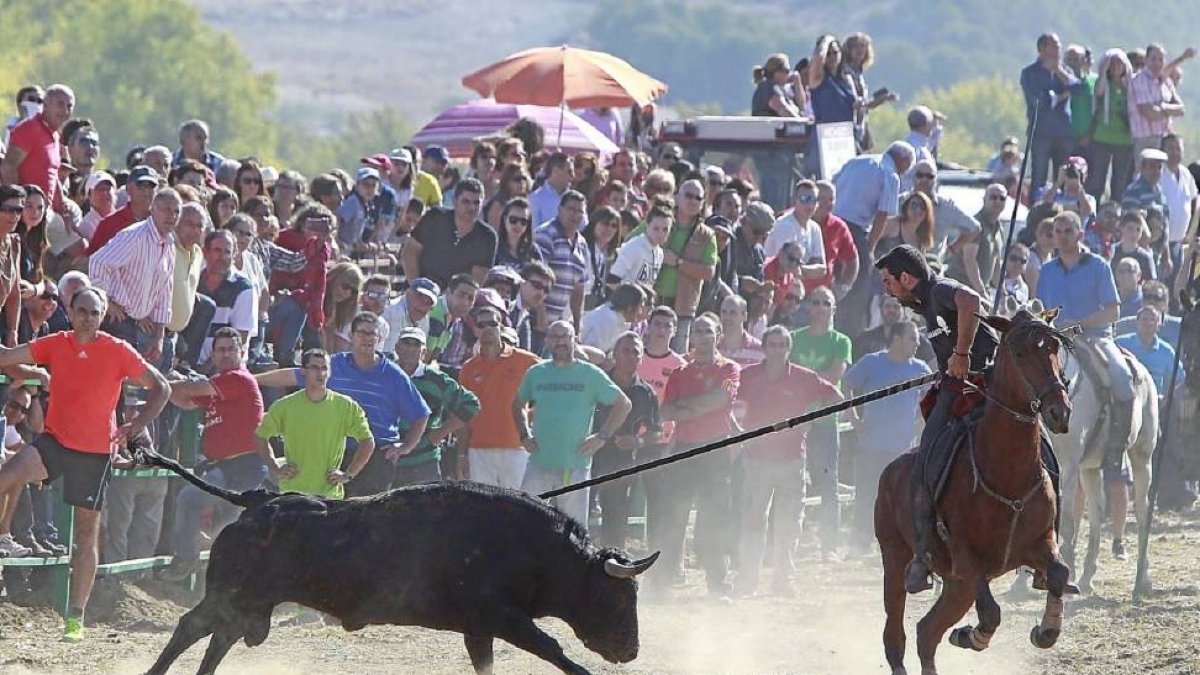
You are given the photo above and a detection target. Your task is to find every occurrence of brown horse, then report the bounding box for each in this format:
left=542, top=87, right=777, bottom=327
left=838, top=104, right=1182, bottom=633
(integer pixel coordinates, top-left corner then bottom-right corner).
left=875, top=309, right=1075, bottom=675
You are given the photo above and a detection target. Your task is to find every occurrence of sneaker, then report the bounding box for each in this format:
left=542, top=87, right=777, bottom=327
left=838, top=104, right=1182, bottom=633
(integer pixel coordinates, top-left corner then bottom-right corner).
left=37, top=537, right=68, bottom=556
left=0, top=534, right=31, bottom=558
left=62, top=617, right=84, bottom=643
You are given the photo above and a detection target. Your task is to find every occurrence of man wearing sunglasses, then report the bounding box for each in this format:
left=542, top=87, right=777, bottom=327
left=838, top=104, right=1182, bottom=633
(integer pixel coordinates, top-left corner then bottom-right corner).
left=946, top=183, right=1009, bottom=296
left=765, top=180, right=827, bottom=278
left=256, top=313, right=430, bottom=497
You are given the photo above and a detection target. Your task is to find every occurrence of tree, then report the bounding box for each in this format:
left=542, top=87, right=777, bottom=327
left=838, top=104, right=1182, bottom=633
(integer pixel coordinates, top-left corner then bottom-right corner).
left=6, top=1, right=276, bottom=168
left=867, top=77, right=1026, bottom=168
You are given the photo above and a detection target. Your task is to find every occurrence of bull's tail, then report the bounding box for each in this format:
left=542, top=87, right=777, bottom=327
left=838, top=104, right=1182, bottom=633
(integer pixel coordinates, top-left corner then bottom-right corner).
left=134, top=449, right=278, bottom=510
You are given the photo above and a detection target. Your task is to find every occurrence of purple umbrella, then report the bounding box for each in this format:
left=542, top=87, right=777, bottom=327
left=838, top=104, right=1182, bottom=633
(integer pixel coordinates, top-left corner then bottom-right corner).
left=410, top=99, right=620, bottom=159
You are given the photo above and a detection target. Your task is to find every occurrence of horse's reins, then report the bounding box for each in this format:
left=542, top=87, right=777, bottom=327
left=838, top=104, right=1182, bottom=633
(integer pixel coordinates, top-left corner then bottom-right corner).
left=958, top=322, right=1074, bottom=572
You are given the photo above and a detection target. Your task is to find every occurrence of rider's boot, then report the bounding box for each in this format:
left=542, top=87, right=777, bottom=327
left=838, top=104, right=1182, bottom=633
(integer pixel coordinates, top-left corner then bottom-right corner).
left=1103, top=400, right=1135, bottom=475
left=905, top=485, right=936, bottom=593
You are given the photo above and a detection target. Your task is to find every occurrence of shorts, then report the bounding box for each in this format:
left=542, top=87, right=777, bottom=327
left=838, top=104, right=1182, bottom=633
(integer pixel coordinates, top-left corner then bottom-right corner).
left=34, top=433, right=112, bottom=511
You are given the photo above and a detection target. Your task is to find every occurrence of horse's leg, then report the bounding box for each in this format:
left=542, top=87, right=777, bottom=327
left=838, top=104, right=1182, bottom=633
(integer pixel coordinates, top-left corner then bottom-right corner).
left=881, top=540, right=910, bottom=674
left=1078, top=465, right=1105, bottom=594
left=948, top=577, right=1000, bottom=652
left=1130, top=392, right=1158, bottom=594
left=916, top=577, right=976, bottom=675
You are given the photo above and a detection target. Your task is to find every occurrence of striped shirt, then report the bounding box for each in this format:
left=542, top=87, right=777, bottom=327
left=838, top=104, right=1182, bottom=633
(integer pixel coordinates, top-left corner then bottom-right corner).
left=88, top=217, right=176, bottom=324
left=396, top=362, right=481, bottom=466
left=534, top=219, right=593, bottom=324
left=1129, top=69, right=1179, bottom=139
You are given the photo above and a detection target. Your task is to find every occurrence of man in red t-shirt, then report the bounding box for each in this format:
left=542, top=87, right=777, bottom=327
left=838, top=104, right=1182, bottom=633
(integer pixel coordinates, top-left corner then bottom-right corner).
left=806, top=180, right=860, bottom=298
left=735, top=325, right=841, bottom=596
left=0, top=286, right=169, bottom=641
left=161, top=327, right=266, bottom=580
left=1, top=84, right=74, bottom=213
left=649, top=314, right=740, bottom=599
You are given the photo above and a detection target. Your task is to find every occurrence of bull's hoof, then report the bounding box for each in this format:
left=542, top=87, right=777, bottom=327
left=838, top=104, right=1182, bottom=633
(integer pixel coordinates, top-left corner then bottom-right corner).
left=891, top=668, right=907, bottom=675
left=949, top=625, right=990, bottom=651
left=1063, top=582, right=1081, bottom=596
left=920, top=667, right=938, bottom=675
left=1030, top=625, right=1060, bottom=649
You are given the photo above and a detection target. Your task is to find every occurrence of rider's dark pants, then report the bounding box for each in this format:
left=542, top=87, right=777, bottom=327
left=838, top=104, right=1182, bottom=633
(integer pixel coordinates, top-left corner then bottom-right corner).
left=912, top=384, right=960, bottom=546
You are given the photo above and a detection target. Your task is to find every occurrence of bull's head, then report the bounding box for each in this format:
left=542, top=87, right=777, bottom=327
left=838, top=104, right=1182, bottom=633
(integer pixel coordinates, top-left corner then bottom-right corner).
left=572, top=550, right=659, bottom=664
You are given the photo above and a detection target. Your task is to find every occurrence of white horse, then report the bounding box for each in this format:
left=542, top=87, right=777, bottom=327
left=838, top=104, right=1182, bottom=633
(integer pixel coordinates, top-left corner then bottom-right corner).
left=1056, top=340, right=1158, bottom=594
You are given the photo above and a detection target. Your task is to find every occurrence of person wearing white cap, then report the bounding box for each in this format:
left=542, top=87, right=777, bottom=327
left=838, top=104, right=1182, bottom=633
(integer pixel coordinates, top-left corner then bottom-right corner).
left=334, top=167, right=381, bottom=254
left=380, top=277, right=439, bottom=353
left=1121, top=148, right=1171, bottom=224
left=78, top=171, right=116, bottom=240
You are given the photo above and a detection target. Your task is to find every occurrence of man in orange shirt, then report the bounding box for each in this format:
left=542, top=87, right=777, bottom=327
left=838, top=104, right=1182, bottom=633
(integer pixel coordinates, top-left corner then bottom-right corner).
left=0, top=287, right=170, bottom=642
left=458, top=304, right=540, bottom=488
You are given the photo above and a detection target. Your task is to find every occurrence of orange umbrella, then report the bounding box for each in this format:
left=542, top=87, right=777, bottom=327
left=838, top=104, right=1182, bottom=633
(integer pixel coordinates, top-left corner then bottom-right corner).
left=461, top=45, right=668, bottom=109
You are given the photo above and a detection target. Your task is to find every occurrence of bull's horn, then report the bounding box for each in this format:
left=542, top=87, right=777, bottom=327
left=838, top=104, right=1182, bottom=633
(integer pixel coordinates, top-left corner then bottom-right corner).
left=604, top=551, right=661, bottom=579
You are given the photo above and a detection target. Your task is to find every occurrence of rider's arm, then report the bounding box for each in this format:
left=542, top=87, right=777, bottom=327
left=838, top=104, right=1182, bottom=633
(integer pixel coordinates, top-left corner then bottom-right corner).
left=1072, top=302, right=1120, bottom=332
left=953, top=288, right=982, bottom=357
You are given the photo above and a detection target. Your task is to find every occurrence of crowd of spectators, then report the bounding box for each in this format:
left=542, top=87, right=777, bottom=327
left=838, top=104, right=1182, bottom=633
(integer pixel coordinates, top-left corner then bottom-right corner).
left=0, top=27, right=1197, bottom=637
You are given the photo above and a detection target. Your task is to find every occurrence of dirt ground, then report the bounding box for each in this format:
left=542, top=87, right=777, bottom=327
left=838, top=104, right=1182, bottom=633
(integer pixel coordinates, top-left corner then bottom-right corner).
left=3, top=512, right=1200, bottom=675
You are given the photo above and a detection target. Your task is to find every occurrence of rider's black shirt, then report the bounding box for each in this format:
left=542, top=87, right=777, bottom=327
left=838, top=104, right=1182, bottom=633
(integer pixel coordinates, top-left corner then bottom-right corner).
left=903, top=274, right=998, bottom=373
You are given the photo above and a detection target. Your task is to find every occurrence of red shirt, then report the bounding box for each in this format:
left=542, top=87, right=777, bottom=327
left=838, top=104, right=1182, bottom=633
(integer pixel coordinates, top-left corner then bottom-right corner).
left=802, top=213, right=858, bottom=294
left=195, top=367, right=265, bottom=461
left=269, top=229, right=330, bottom=328
left=29, top=331, right=148, bottom=454
left=764, top=256, right=796, bottom=308
left=8, top=114, right=61, bottom=211
left=664, top=356, right=739, bottom=445
left=738, top=363, right=839, bottom=461
left=85, top=204, right=136, bottom=254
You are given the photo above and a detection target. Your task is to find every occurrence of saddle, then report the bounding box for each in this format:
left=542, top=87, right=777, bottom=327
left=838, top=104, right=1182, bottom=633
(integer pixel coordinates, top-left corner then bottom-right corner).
left=916, top=379, right=1062, bottom=540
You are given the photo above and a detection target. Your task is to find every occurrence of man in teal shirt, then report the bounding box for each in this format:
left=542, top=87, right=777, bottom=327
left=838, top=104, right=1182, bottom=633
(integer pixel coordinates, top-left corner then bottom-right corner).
left=513, top=320, right=631, bottom=527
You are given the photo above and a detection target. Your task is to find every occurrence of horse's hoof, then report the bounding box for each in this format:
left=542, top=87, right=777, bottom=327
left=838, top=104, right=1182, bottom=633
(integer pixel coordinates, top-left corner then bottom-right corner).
left=1135, top=571, right=1154, bottom=595
left=1030, top=625, right=1060, bottom=649
left=949, top=625, right=989, bottom=651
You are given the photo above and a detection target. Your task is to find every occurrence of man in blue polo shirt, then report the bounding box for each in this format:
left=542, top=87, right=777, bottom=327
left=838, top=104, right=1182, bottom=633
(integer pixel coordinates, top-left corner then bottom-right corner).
left=256, top=312, right=431, bottom=495
left=1036, top=211, right=1135, bottom=476
left=1116, top=305, right=1175, bottom=395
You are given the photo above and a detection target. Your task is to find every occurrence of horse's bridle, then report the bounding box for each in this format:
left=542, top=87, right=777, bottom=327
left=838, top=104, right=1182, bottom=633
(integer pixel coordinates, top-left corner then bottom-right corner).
left=977, top=322, right=1075, bottom=425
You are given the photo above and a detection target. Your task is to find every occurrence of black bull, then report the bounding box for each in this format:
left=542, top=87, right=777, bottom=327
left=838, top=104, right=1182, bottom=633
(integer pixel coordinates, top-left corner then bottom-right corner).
left=139, top=451, right=658, bottom=675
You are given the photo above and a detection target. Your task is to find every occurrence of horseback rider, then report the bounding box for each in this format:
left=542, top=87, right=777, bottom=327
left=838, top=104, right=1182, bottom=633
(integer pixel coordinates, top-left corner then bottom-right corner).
left=875, top=244, right=1000, bottom=593
left=1034, top=211, right=1134, bottom=500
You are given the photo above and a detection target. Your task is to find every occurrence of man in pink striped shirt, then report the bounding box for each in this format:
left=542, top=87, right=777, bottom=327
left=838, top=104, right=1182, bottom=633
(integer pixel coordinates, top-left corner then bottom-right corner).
left=1130, top=44, right=1188, bottom=158
left=88, top=188, right=181, bottom=365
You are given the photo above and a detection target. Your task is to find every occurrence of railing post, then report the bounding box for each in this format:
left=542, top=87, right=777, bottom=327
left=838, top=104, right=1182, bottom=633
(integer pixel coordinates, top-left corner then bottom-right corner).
left=51, top=503, right=74, bottom=617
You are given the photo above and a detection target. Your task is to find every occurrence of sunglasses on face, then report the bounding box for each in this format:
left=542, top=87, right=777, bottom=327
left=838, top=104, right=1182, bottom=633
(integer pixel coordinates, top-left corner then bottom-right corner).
left=0, top=204, right=24, bottom=213
left=40, top=292, right=59, bottom=302
left=507, top=215, right=532, bottom=226
left=796, top=194, right=818, bottom=204
left=364, top=290, right=388, bottom=300
left=681, top=192, right=703, bottom=201
left=475, top=320, right=500, bottom=329
left=1009, top=255, right=1028, bottom=263
left=987, top=194, right=1007, bottom=201
left=241, top=177, right=262, bottom=185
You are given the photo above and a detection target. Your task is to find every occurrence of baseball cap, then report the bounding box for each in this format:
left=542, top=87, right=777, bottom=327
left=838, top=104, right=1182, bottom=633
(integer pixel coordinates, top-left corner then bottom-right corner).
left=361, top=153, right=394, bottom=172
left=1140, top=148, right=1168, bottom=163
left=424, top=145, right=450, bottom=164
left=389, top=148, right=414, bottom=165
left=473, top=287, right=506, bottom=315
left=128, top=165, right=161, bottom=186
left=1001, top=136, right=1020, bottom=149
left=742, top=201, right=776, bottom=232
left=85, top=171, right=116, bottom=193
left=409, top=277, right=440, bottom=302
left=486, top=265, right=524, bottom=288
left=397, top=327, right=427, bottom=345
left=355, top=167, right=381, bottom=183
